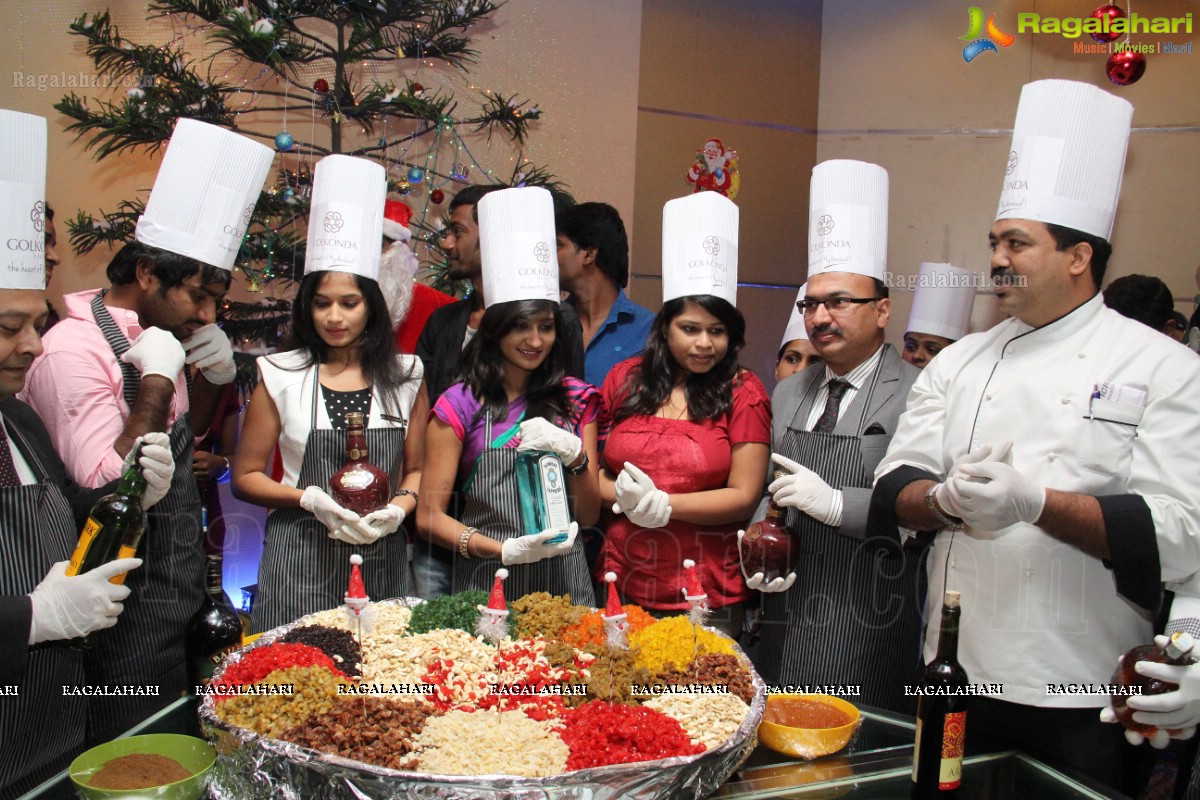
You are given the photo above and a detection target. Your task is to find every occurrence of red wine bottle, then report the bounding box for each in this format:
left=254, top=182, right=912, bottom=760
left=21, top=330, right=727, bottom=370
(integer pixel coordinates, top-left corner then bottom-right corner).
left=912, top=591, right=969, bottom=798
left=1110, top=632, right=1196, bottom=737
left=741, top=472, right=797, bottom=583
left=329, top=411, right=390, bottom=515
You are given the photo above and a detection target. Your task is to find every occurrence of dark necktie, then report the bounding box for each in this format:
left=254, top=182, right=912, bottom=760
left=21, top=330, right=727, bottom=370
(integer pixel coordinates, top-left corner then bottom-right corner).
left=0, top=422, right=21, bottom=488
left=813, top=379, right=851, bottom=434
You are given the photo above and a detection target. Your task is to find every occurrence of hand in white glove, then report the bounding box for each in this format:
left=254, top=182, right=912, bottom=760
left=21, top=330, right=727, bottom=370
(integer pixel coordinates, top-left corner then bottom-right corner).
left=122, top=432, right=174, bottom=508
left=626, top=489, right=672, bottom=529
left=300, top=486, right=376, bottom=545
left=1123, top=635, right=1200, bottom=742
left=943, top=447, right=1044, bottom=531
left=28, top=558, right=142, bottom=644
left=612, top=467, right=644, bottom=515
left=517, top=417, right=583, bottom=466
left=183, top=324, right=237, bottom=385
left=120, top=327, right=186, bottom=381
left=361, top=504, right=405, bottom=539
left=931, top=443, right=1007, bottom=520
left=769, top=453, right=840, bottom=526
left=1099, top=705, right=1171, bottom=748
left=501, top=522, right=579, bottom=566
left=736, top=529, right=797, bottom=593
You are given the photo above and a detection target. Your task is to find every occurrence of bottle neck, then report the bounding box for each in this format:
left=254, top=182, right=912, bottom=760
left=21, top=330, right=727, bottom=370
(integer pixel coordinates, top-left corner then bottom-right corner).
left=935, top=605, right=960, bottom=661
left=116, top=458, right=148, bottom=499
left=765, top=499, right=786, bottom=520
left=204, top=555, right=224, bottom=596
left=345, top=425, right=368, bottom=461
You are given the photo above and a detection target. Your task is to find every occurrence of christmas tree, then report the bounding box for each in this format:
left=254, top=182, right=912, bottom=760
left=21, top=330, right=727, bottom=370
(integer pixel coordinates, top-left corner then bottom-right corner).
left=56, top=0, right=568, bottom=349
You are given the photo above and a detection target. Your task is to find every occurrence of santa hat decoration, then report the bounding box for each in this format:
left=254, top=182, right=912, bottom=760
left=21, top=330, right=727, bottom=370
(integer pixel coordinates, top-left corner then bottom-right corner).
left=476, top=568, right=510, bottom=644
left=601, top=571, right=629, bottom=649
left=682, top=559, right=711, bottom=626
left=344, top=554, right=369, bottom=613
left=382, top=199, right=413, bottom=243
left=603, top=572, right=626, bottom=622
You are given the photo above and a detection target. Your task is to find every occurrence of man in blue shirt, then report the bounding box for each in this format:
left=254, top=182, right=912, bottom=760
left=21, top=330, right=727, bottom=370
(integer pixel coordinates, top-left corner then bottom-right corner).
left=556, top=202, right=655, bottom=389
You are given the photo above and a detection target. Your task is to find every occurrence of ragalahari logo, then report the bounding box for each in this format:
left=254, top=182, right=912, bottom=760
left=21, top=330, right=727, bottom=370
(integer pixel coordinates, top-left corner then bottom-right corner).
left=961, top=7, right=1016, bottom=62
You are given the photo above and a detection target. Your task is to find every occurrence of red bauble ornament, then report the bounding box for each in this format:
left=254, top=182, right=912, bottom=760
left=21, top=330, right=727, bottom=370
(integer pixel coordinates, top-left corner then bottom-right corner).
left=412, top=83, right=424, bottom=95
left=313, top=78, right=329, bottom=93
left=430, top=188, right=445, bottom=204
left=1090, top=4, right=1125, bottom=44
left=1106, top=50, right=1146, bottom=86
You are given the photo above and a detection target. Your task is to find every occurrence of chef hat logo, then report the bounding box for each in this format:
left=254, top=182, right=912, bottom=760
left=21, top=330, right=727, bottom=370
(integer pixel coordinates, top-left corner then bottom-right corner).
left=323, top=211, right=344, bottom=234
left=702, top=235, right=720, bottom=256
left=1006, top=151, right=1018, bottom=176
left=817, top=214, right=835, bottom=236
left=30, top=201, right=44, bottom=234
left=534, top=241, right=551, bottom=263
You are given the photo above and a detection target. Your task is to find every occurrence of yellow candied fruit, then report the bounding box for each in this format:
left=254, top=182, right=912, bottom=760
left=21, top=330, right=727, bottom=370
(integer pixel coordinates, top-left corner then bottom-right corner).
left=630, top=615, right=736, bottom=674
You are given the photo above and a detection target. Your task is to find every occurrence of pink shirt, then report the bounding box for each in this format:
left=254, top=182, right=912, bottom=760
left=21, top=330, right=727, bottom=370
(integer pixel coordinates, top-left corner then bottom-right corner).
left=19, top=289, right=189, bottom=488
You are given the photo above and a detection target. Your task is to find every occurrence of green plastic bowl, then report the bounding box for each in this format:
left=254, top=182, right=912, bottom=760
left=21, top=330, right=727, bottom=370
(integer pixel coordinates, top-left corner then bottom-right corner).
left=68, top=734, right=215, bottom=800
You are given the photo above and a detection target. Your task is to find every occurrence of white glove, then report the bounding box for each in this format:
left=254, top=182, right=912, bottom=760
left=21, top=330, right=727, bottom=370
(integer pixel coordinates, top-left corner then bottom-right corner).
left=931, top=443, right=1004, bottom=520
left=943, top=448, right=1045, bottom=531
left=516, top=417, right=582, bottom=466
left=769, top=453, right=840, bottom=526
left=1099, top=705, right=1170, bottom=748
left=122, top=432, right=174, bottom=508
left=299, top=486, right=376, bottom=545
left=1123, top=635, right=1200, bottom=741
left=736, top=529, right=796, bottom=593
left=361, top=504, right=405, bottom=539
left=120, top=327, right=186, bottom=380
left=501, top=522, right=579, bottom=566
left=626, top=489, right=672, bottom=529
left=28, top=558, right=142, bottom=644
left=183, top=324, right=237, bottom=385
left=612, top=467, right=645, bottom=515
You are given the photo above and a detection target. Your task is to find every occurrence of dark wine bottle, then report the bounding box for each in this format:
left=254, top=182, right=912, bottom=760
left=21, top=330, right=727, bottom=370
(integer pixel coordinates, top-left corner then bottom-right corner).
left=912, top=590, right=969, bottom=799
left=65, top=446, right=147, bottom=584
left=186, top=554, right=243, bottom=688
left=330, top=411, right=390, bottom=515
left=1110, top=632, right=1197, bottom=737
left=740, top=471, right=797, bottom=583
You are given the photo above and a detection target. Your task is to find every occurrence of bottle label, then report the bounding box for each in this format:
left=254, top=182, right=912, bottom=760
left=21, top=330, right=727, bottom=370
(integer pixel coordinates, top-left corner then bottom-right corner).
left=107, top=544, right=139, bottom=585
left=538, top=455, right=572, bottom=533
left=348, top=448, right=365, bottom=460
left=194, top=644, right=241, bottom=686
left=743, top=525, right=762, bottom=543
left=337, top=469, right=374, bottom=490
left=939, top=710, right=967, bottom=789
left=66, top=518, right=103, bottom=577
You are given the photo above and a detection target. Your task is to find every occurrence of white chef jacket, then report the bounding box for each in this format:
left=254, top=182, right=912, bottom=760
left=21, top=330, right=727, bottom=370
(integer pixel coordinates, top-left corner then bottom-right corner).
left=257, top=349, right=423, bottom=488
left=875, top=294, right=1200, bottom=708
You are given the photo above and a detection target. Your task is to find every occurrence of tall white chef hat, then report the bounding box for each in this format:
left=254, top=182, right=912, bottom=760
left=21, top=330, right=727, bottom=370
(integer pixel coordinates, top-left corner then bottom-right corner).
left=906, top=262, right=976, bottom=342
left=0, top=109, right=47, bottom=290
left=780, top=283, right=809, bottom=350
left=662, top=191, right=738, bottom=305
left=304, top=155, right=386, bottom=281
left=478, top=186, right=560, bottom=308
left=808, top=160, right=889, bottom=281
left=995, top=79, right=1133, bottom=240
left=135, top=118, right=275, bottom=271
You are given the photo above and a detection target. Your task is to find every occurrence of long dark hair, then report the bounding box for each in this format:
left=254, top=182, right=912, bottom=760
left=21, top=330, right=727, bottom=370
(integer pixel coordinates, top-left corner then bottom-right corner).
left=283, top=270, right=413, bottom=414
left=460, top=299, right=571, bottom=426
left=614, top=295, right=746, bottom=424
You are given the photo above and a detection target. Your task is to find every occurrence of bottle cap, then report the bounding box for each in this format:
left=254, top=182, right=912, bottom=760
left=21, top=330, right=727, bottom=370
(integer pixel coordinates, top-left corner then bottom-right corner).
left=345, top=411, right=365, bottom=426
left=1167, top=632, right=1195, bottom=659
left=944, top=590, right=961, bottom=608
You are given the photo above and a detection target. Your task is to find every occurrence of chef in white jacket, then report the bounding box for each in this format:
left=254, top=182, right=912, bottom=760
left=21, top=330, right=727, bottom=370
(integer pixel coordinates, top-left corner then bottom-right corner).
left=870, top=79, right=1200, bottom=794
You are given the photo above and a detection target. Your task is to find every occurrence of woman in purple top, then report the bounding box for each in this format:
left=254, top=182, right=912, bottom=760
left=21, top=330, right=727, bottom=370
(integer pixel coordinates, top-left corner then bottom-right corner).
left=417, top=299, right=601, bottom=604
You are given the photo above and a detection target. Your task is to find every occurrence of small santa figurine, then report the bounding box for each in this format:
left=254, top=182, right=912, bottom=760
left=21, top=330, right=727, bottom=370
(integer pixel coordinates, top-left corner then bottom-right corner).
left=343, top=554, right=377, bottom=632
left=681, top=558, right=711, bottom=626
left=476, top=568, right=510, bottom=644
left=601, top=571, right=629, bottom=650
left=686, top=138, right=739, bottom=198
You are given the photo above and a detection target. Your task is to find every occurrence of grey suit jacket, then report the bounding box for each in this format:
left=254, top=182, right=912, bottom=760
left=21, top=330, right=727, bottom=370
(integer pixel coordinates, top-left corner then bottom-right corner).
left=767, top=345, right=920, bottom=538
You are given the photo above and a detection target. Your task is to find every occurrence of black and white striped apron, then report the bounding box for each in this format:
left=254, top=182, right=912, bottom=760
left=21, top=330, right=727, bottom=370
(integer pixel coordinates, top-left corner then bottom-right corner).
left=452, top=417, right=595, bottom=606
left=0, top=420, right=88, bottom=791
left=84, top=293, right=205, bottom=741
left=251, top=367, right=412, bottom=633
left=757, top=353, right=924, bottom=715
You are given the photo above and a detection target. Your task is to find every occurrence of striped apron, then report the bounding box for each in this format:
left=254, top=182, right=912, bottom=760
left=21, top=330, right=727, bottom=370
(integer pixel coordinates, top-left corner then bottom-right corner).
left=0, top=422, right=88, bottom=791
left=85, top=293, right=205, bottom=740
left=452, top=417, right=595, bottom=606
left=757, top=354, right=925, bottom=715
left=251, top=369, right=412, bottom=633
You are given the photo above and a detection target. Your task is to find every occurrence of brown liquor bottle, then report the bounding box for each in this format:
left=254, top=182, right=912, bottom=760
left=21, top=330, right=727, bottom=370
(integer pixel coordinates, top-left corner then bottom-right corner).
left=329, top=411, right=390, bottom=515
left=1110, top=632, right=1196, bottom=737
left=740, top=471, right=797, bottom=583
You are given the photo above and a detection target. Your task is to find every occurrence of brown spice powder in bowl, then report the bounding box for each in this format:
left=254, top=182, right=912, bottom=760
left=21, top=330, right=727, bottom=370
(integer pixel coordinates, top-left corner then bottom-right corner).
left=90, top=753, right=191, bottom=789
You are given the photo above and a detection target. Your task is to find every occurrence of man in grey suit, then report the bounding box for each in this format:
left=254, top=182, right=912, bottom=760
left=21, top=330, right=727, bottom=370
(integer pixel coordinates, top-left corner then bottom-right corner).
left=738, top=160, right=921, bottom=713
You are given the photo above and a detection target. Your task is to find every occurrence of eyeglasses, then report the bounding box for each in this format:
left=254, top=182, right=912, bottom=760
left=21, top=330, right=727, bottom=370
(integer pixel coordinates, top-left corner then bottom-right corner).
left=797, top=297, right=881, bottom=315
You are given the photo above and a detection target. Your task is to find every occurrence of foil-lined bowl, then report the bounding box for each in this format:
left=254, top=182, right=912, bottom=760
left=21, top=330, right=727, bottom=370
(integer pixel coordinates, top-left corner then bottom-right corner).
left=199, top=598, right=766, bottom=800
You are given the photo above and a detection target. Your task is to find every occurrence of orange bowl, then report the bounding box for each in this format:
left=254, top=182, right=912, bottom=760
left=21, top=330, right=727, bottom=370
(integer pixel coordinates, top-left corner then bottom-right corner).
left=756, top=694, right=862, bottom=759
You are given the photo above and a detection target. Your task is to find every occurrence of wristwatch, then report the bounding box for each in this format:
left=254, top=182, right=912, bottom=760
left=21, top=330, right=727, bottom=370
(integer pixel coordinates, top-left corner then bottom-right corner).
left=564, top=451, right=589, bottom=476
left=924, top=484, right=964, bottom=530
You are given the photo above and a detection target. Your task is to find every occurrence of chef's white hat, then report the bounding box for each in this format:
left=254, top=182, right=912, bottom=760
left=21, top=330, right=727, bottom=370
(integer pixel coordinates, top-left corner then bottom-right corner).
left=304, top=155, right=386, bottom=281
left=135, top=118, right=274, bottom=271
left=478, top=186, right=560, bottom=308
left=906, top=262, right=976, bottom=342
left=0, top=109, right=47, bottom=290
left=780, top=283, right=809, bottom=349
left=662, top=191, right=738, bottom=305
left=995, top=79, right=1132, bottom=240
left=808, top=160, right=889, bottom=281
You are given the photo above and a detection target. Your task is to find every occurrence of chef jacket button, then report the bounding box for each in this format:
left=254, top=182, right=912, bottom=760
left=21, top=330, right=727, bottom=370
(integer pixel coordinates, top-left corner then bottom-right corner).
left=950, top=559, right=956, bottom=568
left=1078, top=352, right=1086, bottom=358
left=1048, top=452, right=1056, bottom=461
left=615, top=346, right=622, bottom=351
left=986, top=393, right=993, bottom=401
left=1025, top=569, right=1034, bottom=578
left=1061, top=397, right=1070, bottom=405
